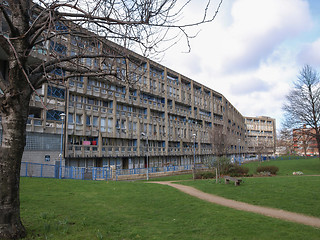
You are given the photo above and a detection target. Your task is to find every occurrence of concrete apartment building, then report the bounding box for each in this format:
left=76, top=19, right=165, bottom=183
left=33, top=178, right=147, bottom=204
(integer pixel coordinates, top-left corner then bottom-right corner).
left=0, top=9, right=274, bottom=171
left=19, top=55, right=247, bottom=169
left=245, top=116, right=276, bottom=157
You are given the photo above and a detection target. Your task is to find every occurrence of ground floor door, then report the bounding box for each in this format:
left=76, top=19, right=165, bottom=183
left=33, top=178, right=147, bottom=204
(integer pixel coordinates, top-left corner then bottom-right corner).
left=123, top=157, right=129, bottom=169
left=144, top=157, right=148, bottom=168
left=96, top=158, right=103, bottom=167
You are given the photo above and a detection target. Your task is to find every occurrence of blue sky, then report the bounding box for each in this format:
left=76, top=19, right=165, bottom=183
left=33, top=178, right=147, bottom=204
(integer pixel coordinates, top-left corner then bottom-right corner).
left=159, top=0, right=320, bottom=131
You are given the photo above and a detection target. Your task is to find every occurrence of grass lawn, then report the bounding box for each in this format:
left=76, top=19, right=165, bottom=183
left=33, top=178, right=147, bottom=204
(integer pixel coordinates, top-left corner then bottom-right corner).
left=243, top=157, right=320, bottom=176
left=177, top=157, right=320, bottom=218
left=150, top=173, right=193, bottom=181
left=179, top=176, right=320, bottom=218
left=20, top=177, right=320, bottom=240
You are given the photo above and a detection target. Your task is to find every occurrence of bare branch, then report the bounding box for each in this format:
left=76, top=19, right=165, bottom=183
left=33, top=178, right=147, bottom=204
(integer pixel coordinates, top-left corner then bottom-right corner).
left=4, top=36, right=46, bottom=107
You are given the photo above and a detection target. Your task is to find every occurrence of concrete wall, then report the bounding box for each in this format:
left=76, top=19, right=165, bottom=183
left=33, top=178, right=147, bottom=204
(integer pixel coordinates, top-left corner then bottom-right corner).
left=22, top=150, right=61, bottom=165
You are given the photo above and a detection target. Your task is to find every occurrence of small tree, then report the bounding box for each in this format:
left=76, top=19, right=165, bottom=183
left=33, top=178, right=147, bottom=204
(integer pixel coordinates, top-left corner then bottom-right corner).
left=277, top=128, right=294, bottom=155
left=255, top=137, right=269, bottom=162
left=208, top=124, right=233, bottom=179
left=210, top=124, right=233, bottom=157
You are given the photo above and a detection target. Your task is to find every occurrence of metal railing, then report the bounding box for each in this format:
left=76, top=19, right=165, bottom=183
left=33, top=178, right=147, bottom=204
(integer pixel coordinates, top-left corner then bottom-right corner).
left=115, top=164, right=193, bottom=176
left=20, top=162, right=196, bottom=181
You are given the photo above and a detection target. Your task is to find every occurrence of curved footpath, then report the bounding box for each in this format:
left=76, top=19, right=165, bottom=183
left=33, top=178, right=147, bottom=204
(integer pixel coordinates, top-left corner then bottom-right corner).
left=151, top=181, right=320, bottom=228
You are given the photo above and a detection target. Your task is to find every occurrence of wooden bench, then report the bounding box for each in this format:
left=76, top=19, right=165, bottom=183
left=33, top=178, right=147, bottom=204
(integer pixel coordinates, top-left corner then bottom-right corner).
left=224, top=176, right=242, bottom=186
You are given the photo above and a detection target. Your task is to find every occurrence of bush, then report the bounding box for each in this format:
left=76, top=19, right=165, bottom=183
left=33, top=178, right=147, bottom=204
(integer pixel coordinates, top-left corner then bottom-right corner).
left=218, top=157, right=232, bottom=172
left=195, top=171, right=216, bottom=179
left=227, top=165, right=249, bottom=177
left=256, top=166, right=279, bottom=175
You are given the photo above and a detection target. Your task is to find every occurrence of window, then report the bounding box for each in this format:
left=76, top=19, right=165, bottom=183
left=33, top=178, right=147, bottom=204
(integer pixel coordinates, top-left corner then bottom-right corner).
left=86, top=58, right=91, bottom=66
left=46, top=110, right=63, bottom=121
left=108, top=118, right=113, bottom=133
left=101, top=118, right=106, bottom=132
left=68, top=113, right=74, bottom=123
left=88, top=98, right=94, bottom=105
left=55, top=22, right=68, bottom=32
left=93, top=116, right=98, bottom=127
left=50, top=41, right=67, bottom=55
left=86, top=116, right=91, bottom=126
left=116, top=119, right=120, bottom=129
left=47, top=86, right=65, bottom=99
left=76, top=114, right=82, bottom=124
left=121, top=119, right=126, bottom=129
left=51, top=68, right=65, bottom=77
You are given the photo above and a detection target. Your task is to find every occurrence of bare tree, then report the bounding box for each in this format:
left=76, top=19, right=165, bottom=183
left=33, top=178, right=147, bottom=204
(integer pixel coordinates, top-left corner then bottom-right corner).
left=254, top=137, right=269, bottom=162
left=0, top=0, right=223, bottom=238
left=283, top=65, right=320, bottom=159
left=277, top=128, right=294, bottom=155
left=210, top=124, right=232, bottom=157
left=207, top=124, right=232, bottom=179
left=293, top=127, right=313, bottom=156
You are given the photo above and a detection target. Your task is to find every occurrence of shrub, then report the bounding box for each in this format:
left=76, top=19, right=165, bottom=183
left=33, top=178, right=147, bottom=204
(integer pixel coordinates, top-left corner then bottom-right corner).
left=256, top=166, right=279, bottom=175
left=195, top=171, right=216, bottom=179
left=228, top=165, right=249, bottom=177
left=218, top=157, right=232, bottom=173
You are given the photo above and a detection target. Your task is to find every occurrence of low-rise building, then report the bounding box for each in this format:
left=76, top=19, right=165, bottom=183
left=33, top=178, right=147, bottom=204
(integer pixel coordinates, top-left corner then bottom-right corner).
left=293, top=126, right=319, bottom=156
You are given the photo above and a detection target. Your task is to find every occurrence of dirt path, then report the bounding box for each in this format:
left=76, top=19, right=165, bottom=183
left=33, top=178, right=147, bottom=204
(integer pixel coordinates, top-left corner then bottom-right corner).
left=151, top=181, right=320, bottom=228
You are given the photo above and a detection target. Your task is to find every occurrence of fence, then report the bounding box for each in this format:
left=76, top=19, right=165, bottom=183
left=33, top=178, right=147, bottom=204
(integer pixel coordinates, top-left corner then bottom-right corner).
left=20, top=162, right=197, bottom=181
left=92, top=167, right=112, bottom=180
left=24, top=157, right=317, bottom=181
left=21, top=162, right=57, bottom=178
left=115, top=164, right=193, bottom=176
left=20, top=162, right=113, bottom=180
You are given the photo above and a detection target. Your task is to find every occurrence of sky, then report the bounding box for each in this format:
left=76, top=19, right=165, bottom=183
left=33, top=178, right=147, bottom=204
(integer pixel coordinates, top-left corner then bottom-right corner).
left=158, top=0, right=320, bottom=131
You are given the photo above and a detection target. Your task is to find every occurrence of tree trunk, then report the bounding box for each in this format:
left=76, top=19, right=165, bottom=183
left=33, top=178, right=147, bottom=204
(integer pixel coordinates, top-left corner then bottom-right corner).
left=0, top=94, right=30, bottom=239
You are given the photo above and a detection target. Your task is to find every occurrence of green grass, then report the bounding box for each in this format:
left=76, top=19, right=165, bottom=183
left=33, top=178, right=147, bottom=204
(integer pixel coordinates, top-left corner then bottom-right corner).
left=20, top=177, right=320, bottom=239
left=243, top=157, right=320, bottom=176
left=178, top=157, right=320, bottom=218
left=180, top=176, right=320, bottom=218
left=150, top=173, right=193, bottom=181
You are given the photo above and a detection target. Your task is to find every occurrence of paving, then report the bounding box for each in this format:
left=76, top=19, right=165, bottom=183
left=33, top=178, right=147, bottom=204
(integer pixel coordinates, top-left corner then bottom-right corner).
left=151, top=181, right=320, bottom=228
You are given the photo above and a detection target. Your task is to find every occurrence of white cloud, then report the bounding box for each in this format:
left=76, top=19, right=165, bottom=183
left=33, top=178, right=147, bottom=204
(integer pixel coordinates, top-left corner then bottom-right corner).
left=215, top=0, right=312, bottom=73
left=229, top=78, right=272, bottom=96
left=160, top=0, right=315, bottom=130
left=298, top=38, right=320, bottom=66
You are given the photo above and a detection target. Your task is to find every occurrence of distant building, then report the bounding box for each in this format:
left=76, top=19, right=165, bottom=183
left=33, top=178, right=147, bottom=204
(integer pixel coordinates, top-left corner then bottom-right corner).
left=293, top=126, right=319, bottom=156
left=245, top=116, right=276, bottom=157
